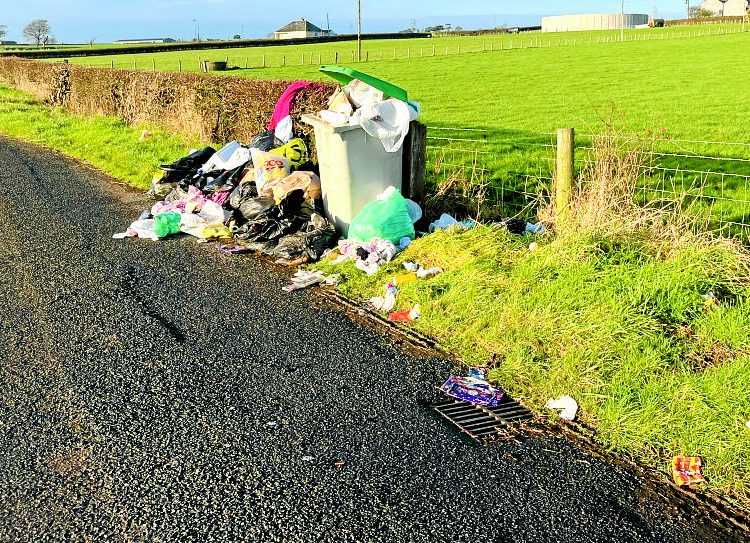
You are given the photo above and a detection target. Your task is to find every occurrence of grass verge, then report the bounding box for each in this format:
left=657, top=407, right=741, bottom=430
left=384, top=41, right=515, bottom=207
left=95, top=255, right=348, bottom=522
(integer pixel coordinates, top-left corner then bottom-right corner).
left=0, top=85, right=201, bottom=190
left=316, top=138, right=750, bottom=505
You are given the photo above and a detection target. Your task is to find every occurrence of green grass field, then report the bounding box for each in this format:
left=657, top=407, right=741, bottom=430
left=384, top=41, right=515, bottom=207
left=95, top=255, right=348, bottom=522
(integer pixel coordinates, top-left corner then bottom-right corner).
left=62, top=25, right=750, bottom=229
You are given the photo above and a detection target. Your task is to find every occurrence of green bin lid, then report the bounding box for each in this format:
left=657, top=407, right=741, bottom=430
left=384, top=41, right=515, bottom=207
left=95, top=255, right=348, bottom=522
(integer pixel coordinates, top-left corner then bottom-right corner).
left=319, top=65, right=408, bottom=102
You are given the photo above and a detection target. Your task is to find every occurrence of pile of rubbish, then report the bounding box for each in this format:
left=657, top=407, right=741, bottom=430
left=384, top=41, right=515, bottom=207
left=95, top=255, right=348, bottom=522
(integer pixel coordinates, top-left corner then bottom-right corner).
left=114, top=69, right=547, bottom=297
left=114, top=81, right=337, bottom=264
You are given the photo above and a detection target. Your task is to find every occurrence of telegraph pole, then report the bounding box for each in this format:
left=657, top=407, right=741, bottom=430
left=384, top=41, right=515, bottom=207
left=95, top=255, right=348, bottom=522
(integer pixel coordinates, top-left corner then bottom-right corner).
left=621, top=0, right=625, bottom=42
left=357, top=0, right=362, bottom=62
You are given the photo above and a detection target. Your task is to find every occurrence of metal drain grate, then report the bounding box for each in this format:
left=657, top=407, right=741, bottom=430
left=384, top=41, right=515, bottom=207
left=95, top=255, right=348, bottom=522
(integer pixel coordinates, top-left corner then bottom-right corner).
left=430, top=394, right=534, bottom=441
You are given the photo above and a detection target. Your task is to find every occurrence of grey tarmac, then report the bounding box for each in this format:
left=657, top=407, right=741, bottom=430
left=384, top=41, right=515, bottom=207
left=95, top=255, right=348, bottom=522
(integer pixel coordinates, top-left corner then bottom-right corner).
left=0, top=137, right=741, bottom=542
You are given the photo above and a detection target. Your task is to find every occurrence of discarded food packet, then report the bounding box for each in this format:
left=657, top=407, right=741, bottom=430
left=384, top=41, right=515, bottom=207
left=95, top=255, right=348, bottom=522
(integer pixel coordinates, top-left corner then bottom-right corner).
left=671, top=456, right=706, bottom=486
left=467, top=367, right=488, bottom=381
left=440, top=376, right=505, bottom=407
left=218, top=244, right=254, bottom=255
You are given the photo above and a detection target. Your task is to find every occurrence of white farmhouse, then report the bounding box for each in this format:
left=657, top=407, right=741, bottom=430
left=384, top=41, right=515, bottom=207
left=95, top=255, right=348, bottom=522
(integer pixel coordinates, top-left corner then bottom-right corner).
left=274, top=19, right=328, bottom=40
left=698, top=0, right=749, bottom=16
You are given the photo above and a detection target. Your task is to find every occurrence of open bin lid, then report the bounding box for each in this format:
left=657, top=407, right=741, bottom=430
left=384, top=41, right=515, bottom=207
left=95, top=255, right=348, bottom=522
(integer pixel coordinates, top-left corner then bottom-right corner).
left=319, top=65, right=409, bottom=103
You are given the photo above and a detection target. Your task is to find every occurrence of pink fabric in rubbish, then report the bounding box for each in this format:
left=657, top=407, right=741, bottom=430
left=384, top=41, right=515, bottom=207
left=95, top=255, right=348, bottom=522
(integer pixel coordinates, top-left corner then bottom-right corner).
left=268, top=81, right=324, bottom=131
left=151, top=185, right=207, bottom=216
left=211, top=190, right=231, bottom=206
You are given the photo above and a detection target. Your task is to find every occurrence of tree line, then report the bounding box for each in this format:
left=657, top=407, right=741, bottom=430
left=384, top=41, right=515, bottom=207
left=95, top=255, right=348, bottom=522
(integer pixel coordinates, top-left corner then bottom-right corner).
left=0, top=19, right=56, bottom=47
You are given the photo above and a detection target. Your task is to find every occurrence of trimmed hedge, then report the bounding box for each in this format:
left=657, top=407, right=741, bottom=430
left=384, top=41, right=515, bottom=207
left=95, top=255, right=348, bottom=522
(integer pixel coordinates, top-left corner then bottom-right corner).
left=0, top=57, right=335, bottom=144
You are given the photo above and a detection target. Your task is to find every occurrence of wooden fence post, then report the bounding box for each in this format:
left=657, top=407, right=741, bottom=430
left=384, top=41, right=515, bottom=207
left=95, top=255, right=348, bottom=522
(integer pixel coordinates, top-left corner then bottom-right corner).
left=402, top=121, right=427, bottom=208
left=133, top=60, right=137, bottom=70
left=555, top=128, right=575, bottom=229
left=152, top=59, right=156, bottom=71
left=178, top=60, right=182, bottom=72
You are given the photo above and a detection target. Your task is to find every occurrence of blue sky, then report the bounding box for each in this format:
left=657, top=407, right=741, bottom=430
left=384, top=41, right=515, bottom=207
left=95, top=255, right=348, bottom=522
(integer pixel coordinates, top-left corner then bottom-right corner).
left=1, top=1, right=693, bottom=44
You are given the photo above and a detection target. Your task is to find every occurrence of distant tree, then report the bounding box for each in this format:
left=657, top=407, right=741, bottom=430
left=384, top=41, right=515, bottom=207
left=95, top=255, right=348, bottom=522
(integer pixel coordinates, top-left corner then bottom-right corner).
left=88, top=37, right=96, bottom=46
left=689, top=6, right=714, bottom=18
left=23, top=19, right=52, bottom=47
left=232, top=34, right=241, bottom=40
left=0, top=25, right=7, bottom=41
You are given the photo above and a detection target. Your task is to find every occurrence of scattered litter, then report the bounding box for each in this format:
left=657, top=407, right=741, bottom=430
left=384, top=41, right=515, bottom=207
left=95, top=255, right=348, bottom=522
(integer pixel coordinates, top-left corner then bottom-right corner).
left=746, top=420, right=750, bottom=430
left=334, top=237, right=410, bottom=276
left=265, top=421, right=277, bottom=427
left=525, top=222, right=546, bottom=235
left=401, top=261, right=443, bottom=279
left=301, top=455, right=315, bottom=462
left=467, top=367, right=488, bottom=380
left=334, top=460, right=347, bottom=468
left=369, top=281, right=398, bottom=313
left=671, top=456, right=706, bottom=486
left=702, top=291, right=720, bottom=311
left=282, top=269, right=340, bottom=292
left=544, top=395, right=578, bottom=421
left=388, top=304, right=421, bottom=322
left=440, top=368, right=504, bottom=407
left=282, top=270, right=327, bottom=292
left=416, top=266, right=443, bottom=279
left=138, top=129, right=152, bottom=142
left=218, top=244, right=254, bottom=255
left=529, top=242, right=539, bottom=252
left=428, top=213, right=476, bottom=233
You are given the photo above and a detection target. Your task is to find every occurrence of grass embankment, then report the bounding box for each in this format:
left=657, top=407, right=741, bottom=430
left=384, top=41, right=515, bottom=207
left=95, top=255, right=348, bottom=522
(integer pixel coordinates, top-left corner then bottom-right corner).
left=0, top=86, right=198, bottom=189
left=316, top=140, right=750, bottom=503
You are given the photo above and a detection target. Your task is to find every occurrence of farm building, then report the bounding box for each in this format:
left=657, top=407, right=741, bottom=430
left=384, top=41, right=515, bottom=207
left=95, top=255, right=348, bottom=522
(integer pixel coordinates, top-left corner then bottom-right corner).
left=698, top=0, right=749, bottom=16
left=542, top=13, right=649, bottom=32
left=274, top=19, right=329, bottom=40
left=115, top=38, right=176, bottom=44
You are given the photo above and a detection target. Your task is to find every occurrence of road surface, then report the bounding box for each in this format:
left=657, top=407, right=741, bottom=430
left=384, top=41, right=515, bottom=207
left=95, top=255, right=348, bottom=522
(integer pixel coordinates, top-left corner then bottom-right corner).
left=0, top=137, right=740, bottom=542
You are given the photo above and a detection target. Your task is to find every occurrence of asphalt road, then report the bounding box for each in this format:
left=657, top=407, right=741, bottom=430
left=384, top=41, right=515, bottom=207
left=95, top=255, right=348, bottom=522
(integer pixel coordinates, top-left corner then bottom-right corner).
left=0, top=136, right=742, bottom=543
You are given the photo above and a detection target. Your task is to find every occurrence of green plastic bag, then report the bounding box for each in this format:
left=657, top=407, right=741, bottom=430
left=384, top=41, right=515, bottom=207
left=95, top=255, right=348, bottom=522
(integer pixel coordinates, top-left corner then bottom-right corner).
left=154, top=212, right=182, bottom=238
left=347, top=188, right=415, bottom=244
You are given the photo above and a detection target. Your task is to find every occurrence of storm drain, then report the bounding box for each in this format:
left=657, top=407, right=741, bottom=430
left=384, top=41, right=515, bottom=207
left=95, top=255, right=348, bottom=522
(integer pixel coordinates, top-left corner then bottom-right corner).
left=430, top=395, right=534, bottom=441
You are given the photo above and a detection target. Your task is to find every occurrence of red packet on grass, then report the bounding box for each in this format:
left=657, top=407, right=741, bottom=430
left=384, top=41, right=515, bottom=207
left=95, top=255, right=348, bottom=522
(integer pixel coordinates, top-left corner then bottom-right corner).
left=671, top=456, right=706, bottom=486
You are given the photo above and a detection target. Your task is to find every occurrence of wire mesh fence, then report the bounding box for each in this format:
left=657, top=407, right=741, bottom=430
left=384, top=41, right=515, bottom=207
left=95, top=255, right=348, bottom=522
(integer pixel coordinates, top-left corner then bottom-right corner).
left=424, top=125, right=750, bottom=236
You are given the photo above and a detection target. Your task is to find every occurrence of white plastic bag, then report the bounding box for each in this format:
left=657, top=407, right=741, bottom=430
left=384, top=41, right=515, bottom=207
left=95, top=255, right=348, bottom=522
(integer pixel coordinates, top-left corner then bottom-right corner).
left=345, top=79, right=384, bottom=109
left=351, top=98, right=417, bottom=153
left=201, top=141, right=250, bottom=173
